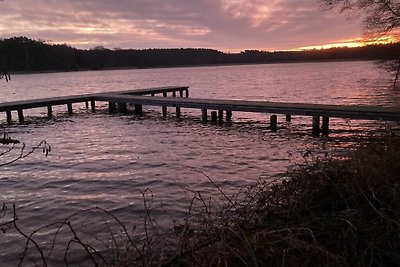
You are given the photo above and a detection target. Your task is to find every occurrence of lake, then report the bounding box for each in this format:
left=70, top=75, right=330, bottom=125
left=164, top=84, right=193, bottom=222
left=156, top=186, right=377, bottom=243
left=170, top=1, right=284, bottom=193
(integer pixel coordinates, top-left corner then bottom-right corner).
left=0, top=61, right=399, bottom=264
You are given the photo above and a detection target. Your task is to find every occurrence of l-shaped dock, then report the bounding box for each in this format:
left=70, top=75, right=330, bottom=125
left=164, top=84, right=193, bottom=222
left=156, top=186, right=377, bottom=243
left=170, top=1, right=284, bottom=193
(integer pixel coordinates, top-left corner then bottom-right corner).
left=1, top=86, right=399, bottom=136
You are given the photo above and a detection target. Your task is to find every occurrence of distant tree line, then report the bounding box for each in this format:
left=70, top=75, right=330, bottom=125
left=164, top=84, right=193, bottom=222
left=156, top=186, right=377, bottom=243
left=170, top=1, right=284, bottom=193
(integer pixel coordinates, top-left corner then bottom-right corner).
left=1, top=36, right=400, bottom=73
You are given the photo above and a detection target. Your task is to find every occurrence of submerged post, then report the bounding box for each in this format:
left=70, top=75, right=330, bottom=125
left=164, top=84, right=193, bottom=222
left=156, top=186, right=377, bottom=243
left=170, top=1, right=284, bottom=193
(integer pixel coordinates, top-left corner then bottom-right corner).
left=109, top=102, right=116, bottom=113
left=211, top=111, right=218, bottom=123
left=85, top=101, right=89, bottom=109
left=162, top=106, right=167, bottom=118
left=312, top=115, right=320, bottom=137
left=226, top=110, right=232, bottom=122
left=134, top=104, right=143, bottom=115
left=179, top=90, right=184, bottom=97
left=163, top=92, right=167, bottom=97
left=322, top=116, right=330, bottom=136
left=118, top=103, right=127, bottom=114
left=91, top=101, right=96, bottom=113
left=201, top=109, right=208, bottom=123
left=172, top=91, right=176, bottom=97
left=286, top=114, right=292, bottom=122
left=176, top=106, right=181, bottom=119
left=67, top=103, right=73, bottom=116
left=6, top=111, right=12, bottom=124
left=17, top=109, right=24, bottom=124
left=47, top=106, right=53, bottom=118
left=218, top=110, right=224, bottom=123
left=270, top=115, right=277, bottom=132
left=185, top=89, right=189, bottom=98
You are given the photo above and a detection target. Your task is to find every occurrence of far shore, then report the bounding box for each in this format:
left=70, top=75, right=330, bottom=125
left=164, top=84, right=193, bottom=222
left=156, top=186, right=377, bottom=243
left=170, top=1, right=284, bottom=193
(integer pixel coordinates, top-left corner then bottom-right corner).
left=8, top=58, right=375, bottom=76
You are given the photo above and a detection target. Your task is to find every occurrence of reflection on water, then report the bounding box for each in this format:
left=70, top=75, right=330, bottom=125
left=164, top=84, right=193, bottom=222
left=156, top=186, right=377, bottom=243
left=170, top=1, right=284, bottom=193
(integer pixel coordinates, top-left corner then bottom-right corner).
left=1, top=61, right=400, bottom=263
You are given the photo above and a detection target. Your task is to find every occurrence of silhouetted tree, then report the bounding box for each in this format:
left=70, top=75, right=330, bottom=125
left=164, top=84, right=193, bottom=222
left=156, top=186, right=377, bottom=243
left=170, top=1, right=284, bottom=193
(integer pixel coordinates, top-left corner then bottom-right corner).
left=0, top=1, right=9, bottom=82
left=320, top=0, right=400, bottom=87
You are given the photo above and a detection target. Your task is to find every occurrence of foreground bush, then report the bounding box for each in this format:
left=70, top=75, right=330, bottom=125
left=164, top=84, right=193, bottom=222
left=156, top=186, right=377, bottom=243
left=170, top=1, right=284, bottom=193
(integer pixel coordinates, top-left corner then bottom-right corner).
left=169, top=137, right=400, bottom=266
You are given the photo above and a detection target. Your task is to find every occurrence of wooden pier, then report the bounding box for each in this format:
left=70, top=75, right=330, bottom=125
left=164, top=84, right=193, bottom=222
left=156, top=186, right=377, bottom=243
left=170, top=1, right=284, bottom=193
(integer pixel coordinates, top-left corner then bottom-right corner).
left=1, top=86, right=399, bottom=136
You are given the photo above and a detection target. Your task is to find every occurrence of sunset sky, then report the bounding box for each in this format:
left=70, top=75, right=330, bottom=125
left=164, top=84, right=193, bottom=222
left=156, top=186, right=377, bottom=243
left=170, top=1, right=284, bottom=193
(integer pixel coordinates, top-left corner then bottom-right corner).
left=0, top=0, right=366, bottom=51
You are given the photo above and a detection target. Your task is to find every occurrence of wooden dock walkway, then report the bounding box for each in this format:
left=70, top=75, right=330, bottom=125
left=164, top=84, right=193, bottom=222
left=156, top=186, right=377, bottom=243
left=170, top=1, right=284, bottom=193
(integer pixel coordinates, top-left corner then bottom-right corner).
left=1, top=86, right=399, bottom=136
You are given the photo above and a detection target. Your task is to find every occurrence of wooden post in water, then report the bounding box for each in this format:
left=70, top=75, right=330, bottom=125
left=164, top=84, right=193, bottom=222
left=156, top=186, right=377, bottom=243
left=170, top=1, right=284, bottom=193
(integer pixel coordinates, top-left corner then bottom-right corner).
left=211, top=111, right=218, bottom=123
left=47, top=106, right=53, bottom=118
left=226, top=110, right=232, bottom=122
left=172, top=91, right=176, bottom=97
left=118, top=103, right=127, bottom=114
left=162, top=106, right=167, bottom=117
left=270, top=115, right=278, bottom=132
left=322, top=116, right=330, bottom=136
left=185, top=89, right=189, bottom=98
left=163, top=92, right=167, bottom=97
left=17, top=109, right=24, bottom=124
left=85, top=101, right=89, bottom=109
left=286, top=114, right=292, bottom=122
left=312, top=115, right=320, bottom=137
left=179, top=90, right=184, bottom=97
left=201, top=109, right=208, bottom=123
left=151, top=93, right=155, bottom=97
left=91, top=101, right=96, bottom=113
left=109, top=102, right=116, bottom=113
left=176, top=106, right=181, bottom=119
left=6, top=111, right=12, bottom=124
left=218, top=110, right=224, bottom=123
left=134, top=104, right=143, bottom=115
left=67, top=103, right=73, bottom=116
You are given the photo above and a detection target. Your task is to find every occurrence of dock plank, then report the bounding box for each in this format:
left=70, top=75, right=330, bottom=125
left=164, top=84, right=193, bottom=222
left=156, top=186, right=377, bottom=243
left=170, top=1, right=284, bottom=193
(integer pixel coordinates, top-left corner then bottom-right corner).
left=94, top=94, right=400, bottom=122
left=0, top=95, right=94, bottom=112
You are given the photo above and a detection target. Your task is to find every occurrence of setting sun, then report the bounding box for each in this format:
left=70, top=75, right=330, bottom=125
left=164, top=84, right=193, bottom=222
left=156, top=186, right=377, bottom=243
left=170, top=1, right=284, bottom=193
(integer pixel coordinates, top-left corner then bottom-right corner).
left=297, top=35, right=399, bottom=51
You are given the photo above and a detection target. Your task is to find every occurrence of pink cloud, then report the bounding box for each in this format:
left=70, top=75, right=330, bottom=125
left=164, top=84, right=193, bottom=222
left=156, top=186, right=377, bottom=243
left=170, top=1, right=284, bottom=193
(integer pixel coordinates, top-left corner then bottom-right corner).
left=0, top=0, right=363, bottom=51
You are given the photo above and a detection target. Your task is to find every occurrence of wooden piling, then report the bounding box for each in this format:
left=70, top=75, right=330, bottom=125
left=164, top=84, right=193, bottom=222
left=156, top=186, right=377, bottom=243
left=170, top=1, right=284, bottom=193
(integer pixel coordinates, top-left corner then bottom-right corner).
left=179, top=90, right=184, bottom=97
left=134, top=104, right=143, bottom=115
left=286, top=114, right=292, bottom=122
left=201, top=109, right=208, bottom=123
left=6, top=111, right=12, bottom=124
left=162, top=106, right=167, bottom=117
left=226, top=110, right=232, bottom=122
left=185, top=89, right=189, bottom=98
left=47, top=106, right=53, bottom=118
left=67, top=103, right=73, bottom=116
left=172, top=91, right=176, bottom=97
left=312, top=115, right=320, bottom=137
left=118, top=103, right=127, bottom=114
left=85, top=101, right=89, bottom=109
left=109, top=102, right=116, bottom=113
left=91, top=101, right=96, bottom=113
left=17, top=109, right=24, bottom=124
left=322, top=116, right=330, bottom=136
left=218, top=110, right=224, bottom=123
left=211, top=111, right=218, bottom=123
left=270, top=115, right=278, bottom=132
left=176, top=106, right=181, bottom=119
left=151, top=93, right=155, bottom=97
left=163, top=92, right=167, bottom=97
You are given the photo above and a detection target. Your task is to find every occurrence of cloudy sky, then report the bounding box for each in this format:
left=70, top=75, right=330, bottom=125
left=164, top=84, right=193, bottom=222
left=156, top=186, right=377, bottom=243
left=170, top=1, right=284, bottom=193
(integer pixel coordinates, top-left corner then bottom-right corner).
left=0, top=0, right=364, bottom=51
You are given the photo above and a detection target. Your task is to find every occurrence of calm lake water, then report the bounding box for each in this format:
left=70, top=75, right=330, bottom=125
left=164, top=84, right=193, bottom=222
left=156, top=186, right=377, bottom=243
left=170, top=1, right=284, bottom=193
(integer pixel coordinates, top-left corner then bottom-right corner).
left=1, top=61, right=399, bottom=264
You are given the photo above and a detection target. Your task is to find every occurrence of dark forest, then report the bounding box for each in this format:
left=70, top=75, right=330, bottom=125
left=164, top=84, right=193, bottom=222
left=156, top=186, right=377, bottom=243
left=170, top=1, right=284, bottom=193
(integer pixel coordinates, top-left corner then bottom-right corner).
left=1, top=36, right=399, bottom=72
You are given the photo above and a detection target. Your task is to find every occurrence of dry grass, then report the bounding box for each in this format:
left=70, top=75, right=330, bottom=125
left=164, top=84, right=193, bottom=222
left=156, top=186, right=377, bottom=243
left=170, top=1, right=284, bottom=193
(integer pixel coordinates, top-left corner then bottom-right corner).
left=164, top=136, right=400, bottom=266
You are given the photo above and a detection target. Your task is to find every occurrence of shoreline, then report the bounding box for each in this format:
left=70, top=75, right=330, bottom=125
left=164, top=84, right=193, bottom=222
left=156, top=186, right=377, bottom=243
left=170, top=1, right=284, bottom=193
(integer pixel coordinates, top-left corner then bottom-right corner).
left=8, top=58, right=375, bottom=76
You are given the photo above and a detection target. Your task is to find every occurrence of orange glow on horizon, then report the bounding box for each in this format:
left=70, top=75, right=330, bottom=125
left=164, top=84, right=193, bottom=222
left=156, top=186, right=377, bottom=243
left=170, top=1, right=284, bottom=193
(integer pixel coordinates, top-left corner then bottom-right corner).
left=295, top=35, right=399, bottom=51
